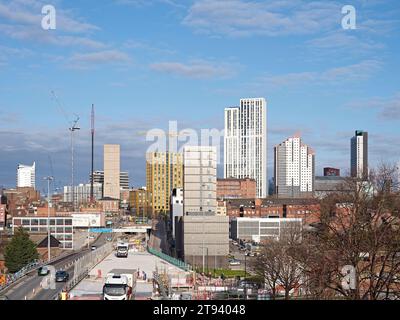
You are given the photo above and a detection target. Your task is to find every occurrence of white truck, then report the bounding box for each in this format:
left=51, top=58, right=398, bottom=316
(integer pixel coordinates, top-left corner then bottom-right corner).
left=103, top=269, right=137, bottom=301
left=116, top=242, right=129, bottom=258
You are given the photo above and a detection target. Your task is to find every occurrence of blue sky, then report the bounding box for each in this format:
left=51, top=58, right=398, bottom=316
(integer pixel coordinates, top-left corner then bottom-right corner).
left=0, top=0, right=399, bottom=194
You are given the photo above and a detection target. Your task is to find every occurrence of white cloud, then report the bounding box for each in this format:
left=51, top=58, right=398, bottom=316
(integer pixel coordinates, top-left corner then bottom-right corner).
left=66, top=50, right=132, bottom=69
left=254, top=60, right=382, bottom=89
left=182, top=0, right=341, bottom=37
left=346, top=93, right=400, bottom=121
left=150, top=60, right=236, bottom=79
left=0, top=0, right=103, bottom=50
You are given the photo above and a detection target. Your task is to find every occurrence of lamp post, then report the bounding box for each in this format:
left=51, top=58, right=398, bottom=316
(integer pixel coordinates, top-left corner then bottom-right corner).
left=69, top=120, right=80, bottom=212
left=244, top=252, right=247, bottom=300
left=44, top=176, right=54, bottom=262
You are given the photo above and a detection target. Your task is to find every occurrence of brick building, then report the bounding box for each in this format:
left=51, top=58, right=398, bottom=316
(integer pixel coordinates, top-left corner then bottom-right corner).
left=217, top=178, right=256, bottom=199
left=225, top=197, right=320, bottom=225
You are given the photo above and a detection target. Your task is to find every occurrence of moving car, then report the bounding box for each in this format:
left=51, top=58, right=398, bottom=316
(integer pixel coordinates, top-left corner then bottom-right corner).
left=229, top=259, right=241, bottom=266
left=91, top=245, right=97, bottom=251
left=55, top=271, right=69, bottom=282
left=38, top=266, right=50, bottom=276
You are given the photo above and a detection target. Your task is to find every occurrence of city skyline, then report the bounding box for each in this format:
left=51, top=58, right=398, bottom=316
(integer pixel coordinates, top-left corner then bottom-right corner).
left=0, top=0, right=399, bottom=192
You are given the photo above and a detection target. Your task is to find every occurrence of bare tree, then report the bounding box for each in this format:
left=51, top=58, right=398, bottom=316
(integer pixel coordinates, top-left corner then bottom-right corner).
left=304, top=164, right=400, bottom=300
left=253, top=223, right=304, bottom=300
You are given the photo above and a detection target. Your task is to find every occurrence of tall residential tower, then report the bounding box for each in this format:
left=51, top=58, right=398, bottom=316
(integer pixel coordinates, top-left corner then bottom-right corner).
left=17, top=162, right=36, bottom=189
left=274, top=135, right=315, bottom=198
left=224, top=98, right=267, bottom=198
left=146, top=152, right=183, bottom=215
left=351, top=130, right=368, bottom=180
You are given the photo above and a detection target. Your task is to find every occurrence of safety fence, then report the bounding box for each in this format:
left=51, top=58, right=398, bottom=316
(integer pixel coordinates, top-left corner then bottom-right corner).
left=148, top=247, right=192, bottom=272
left=0, top=250, right=76, bottom=294
left=62, top=242, right=114, bottom=295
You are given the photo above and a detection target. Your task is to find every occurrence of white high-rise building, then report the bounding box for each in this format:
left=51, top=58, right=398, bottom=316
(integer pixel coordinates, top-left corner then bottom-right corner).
left=351, top=130, right=368, bottom=180
left=224, top=98, right=267, bottom=198
left=274, top=136, right=315, bottom=198
left=63, top=183, right=103, bottom=204
left=17, top=162, right=36, bottom=189
left=183, top=146, right=217, bottom=214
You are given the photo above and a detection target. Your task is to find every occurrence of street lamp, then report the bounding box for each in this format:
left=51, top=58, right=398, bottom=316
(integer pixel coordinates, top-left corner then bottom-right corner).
left=44, top=176, right=54, bottom=263
left=69, top=121, right=80, bottom=212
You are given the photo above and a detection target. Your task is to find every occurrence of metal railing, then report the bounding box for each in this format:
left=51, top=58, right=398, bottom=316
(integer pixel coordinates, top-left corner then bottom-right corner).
left=64, top=242, right=114, bottom=293
left=0, top=250, right=76, bottom=293
left=148, top=247, right=192, bottom=272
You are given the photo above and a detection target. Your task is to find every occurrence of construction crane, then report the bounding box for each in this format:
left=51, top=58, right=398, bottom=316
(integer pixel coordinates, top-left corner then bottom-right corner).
left=50, top=90, right=80, bottom=211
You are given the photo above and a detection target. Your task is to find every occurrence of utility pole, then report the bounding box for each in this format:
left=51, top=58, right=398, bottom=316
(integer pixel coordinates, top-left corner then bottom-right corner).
left=44, top=176, right=54, bottom=262
left=70, top=117, right=80, bottom=212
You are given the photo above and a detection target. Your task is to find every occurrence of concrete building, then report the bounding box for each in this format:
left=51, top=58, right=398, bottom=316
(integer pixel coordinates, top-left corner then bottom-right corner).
left=17, top=162, right=36, bottom=189
left=71, top=212, right=105, bottom=228
left=103, top=144, right=121, bottom=200
left=91, top=170, right=130, bottom=192
left=224, top=98, right=267, bottom=198
left=170, top=188, right=183, bottom=240
left=351, top=130, right=368, bottom=180
left=314, top=176, right=348, bottom=198
left=180, top=213, right=229, bottom=269
left=63, top=183, right=103, bottom=204
left=231, top=217, right=303, bottom=243
left=12, top=216, right=74, bottom=249
left=146, top=152, right=183, bottom=215
left=274, top=135, right=315, bottom=198
left=217, top=178, right=256, bottom=199
left=183, top=146, right=217, bottom=214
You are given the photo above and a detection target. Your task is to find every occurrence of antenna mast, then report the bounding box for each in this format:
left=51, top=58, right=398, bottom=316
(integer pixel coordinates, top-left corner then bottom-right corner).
left=90, top=105, right=95, bottom=203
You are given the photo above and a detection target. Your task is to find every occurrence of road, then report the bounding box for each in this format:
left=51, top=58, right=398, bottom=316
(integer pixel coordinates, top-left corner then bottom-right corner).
left=2, top=233, right=108, bottom=300
left=229, top=241, right=257, bottom=275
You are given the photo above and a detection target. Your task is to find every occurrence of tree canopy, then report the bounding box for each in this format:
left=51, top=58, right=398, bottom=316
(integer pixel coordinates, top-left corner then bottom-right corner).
left=4, top=227, right=39, bottom=273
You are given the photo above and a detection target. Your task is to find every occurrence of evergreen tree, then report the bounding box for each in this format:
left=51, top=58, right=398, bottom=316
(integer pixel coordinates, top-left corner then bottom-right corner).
left=4, top=227, right=39, bottom=273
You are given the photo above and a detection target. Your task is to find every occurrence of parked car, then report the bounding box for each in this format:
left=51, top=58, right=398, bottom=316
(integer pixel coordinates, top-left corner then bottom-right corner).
left=55, top=271, right=69, bottom=283
left=38, top=266, right=50, bottom=276
left=229, top=259, right=241, bottom=266
left=91, top=245, right=97, bottom=251
left=238, top=280, right=259, bottom=293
